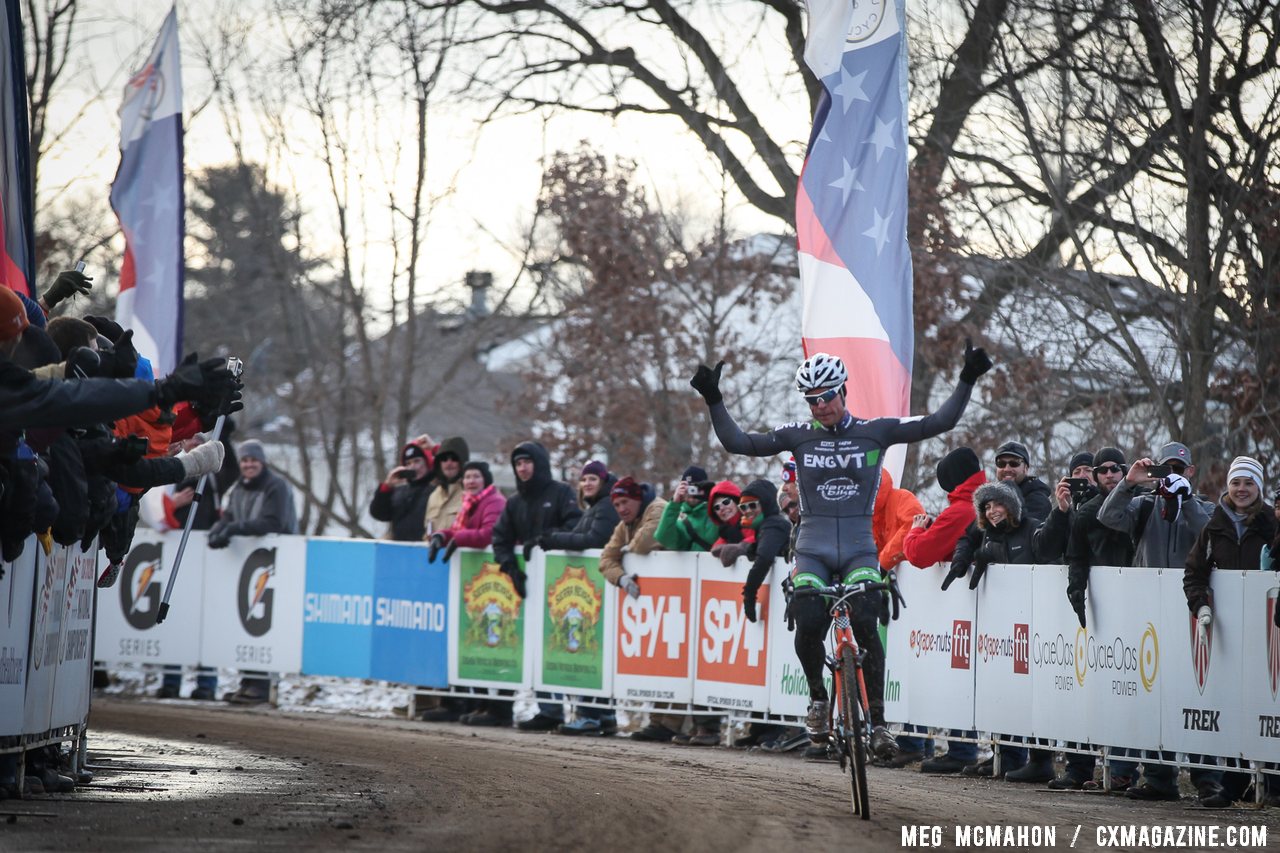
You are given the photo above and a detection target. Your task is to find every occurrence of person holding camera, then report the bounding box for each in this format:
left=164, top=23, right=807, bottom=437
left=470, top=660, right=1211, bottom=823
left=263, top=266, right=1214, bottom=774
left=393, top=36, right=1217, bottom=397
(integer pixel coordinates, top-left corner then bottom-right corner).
left=654, top=465, right=718, bottom=552
left=1033, top=449, right=1100, bottom=564
left=369, top=438, right=435, bottom=542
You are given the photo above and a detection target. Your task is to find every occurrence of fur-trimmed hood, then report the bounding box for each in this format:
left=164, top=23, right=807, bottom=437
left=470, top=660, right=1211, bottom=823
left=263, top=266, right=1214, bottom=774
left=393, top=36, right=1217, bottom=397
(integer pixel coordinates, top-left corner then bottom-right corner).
left=973, top=481, right=1023, bottom=530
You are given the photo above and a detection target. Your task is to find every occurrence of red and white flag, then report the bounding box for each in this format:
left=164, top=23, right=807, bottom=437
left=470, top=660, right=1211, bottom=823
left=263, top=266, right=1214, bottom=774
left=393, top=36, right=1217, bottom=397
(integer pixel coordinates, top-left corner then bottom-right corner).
left=110, top=7, right=184, bottom=376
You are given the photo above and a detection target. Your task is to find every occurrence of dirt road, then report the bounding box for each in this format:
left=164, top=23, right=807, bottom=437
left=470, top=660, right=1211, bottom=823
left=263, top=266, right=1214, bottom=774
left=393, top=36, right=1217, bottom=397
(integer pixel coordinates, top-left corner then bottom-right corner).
left=2, top=699, right=1276, bottom=852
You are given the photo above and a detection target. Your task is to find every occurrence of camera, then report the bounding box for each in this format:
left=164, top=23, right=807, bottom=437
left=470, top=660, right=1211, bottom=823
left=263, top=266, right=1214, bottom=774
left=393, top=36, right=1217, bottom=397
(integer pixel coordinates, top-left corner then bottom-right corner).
left=225, top=356, right=244, bottom=379
left=1146, top=464, right=1172, bottom=479
left=1065, top=477, right=1091, bottom=501
left=686, top=485, right=702, bottom=498
left=394, top=469, right=416, bottom=480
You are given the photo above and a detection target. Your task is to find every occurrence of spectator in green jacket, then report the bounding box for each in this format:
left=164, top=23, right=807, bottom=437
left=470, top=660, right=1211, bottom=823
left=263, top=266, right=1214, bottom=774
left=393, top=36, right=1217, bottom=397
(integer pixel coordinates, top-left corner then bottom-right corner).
left=654, top=465, right=718, bottom=551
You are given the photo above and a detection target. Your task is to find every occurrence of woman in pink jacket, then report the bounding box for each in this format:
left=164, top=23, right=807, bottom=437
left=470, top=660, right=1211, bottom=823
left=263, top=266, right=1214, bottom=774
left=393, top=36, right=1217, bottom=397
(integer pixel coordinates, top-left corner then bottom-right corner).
left=428, top=461, right=507, bottom=561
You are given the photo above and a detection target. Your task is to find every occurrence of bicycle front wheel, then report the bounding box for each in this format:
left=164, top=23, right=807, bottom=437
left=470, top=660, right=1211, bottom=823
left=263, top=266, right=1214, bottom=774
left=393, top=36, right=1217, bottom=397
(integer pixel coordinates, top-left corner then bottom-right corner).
left=841, top=645, right=870, bottom=819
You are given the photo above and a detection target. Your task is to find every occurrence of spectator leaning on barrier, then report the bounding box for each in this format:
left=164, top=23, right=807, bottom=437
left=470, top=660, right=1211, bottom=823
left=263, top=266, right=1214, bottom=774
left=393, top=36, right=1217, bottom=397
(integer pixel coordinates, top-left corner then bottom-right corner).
left=1034, top=448, right=1099, bottom=564
left=487, top=440, right=582, bottom=731
left=951, top=441, right=1051, bottom=581
left=599, top=476, right=667, bottom=596
left=208, top=439, right=299, bottom=706
left=654, top=465, right=717, bottom=552
left=369, top=438, right=435, bottom=542
left=541, top=460, right=619, bottom=552
left=423, top=436, right=469, bottom=536
left=1183, top=455, right=1280, bottom=807
left=871, top=468, right=923, bottom=575
left=427, top=461, right=506, bottom=564
left=1095, top=441, right=1223, bottom=804
left=1052, top=445, right=1137, bottom=792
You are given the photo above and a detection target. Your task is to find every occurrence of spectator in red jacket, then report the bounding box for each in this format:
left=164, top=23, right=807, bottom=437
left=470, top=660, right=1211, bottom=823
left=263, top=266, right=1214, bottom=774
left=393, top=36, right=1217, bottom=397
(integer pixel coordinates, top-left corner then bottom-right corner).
left=903, top=447, right=985, bottom=569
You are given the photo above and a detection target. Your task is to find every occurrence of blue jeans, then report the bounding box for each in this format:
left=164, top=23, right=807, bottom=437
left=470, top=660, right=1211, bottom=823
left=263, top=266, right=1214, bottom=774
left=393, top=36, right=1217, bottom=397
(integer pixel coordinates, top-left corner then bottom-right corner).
left=162, top=665, right=217, bottom=694
left=945, top=729, right=978, bottom=762
left=537, top=692, right=565, bottom=721
left=896, top=723, right=934, bottom=754
left=575, top=702, right=615, bottom=722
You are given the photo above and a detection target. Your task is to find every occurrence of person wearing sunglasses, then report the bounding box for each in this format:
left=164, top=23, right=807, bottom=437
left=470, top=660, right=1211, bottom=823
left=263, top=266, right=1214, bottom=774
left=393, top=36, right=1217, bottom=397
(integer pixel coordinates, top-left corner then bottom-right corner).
left=689, top=340, right=993, bottom=763
left=708, top=481, right=754, bottom=566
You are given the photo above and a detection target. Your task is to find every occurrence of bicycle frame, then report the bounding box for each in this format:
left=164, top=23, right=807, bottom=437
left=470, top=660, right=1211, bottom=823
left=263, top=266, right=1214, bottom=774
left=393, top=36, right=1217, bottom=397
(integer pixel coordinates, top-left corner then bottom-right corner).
left=826, top=590, right=872, bottom=746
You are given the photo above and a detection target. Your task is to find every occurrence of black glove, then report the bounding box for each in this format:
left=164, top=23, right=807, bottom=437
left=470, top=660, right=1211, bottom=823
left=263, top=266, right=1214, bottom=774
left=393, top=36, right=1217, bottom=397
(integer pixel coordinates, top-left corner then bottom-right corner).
left=521, top=536, right=542, bottom=562
left=426, top=533, right=445, bottom=563
left=500, top=560, right=527, bottom=599
left=968, top=558, right=990, bottom=590
left=958, top=337, right=993, bottom=384
left=689, top=360, right=725, bottom=405
left=742, top=586, right=758, bottom=623
left=85, top=315, right=125, bottom=343
left=112, top=435, right=150, bottom=465
left=207, top=527, right=231, bottom=549
left=442, top=537, right=459, bottom=564
left=42, top=269, right=93, bottom=309
left=1067, top=589, right=1087, bottom=629
left=155, top=353, right=236, bottom=409
left=941, top=563, right=968, bottom=591
left=65, top=346, right=102, bottom=379
left=105, top=329, right=139, bottom=379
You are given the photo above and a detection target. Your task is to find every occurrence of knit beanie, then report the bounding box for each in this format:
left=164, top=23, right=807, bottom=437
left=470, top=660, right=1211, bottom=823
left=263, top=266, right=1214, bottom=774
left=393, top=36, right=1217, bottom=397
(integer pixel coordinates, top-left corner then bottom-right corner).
left=464, top=460, right=493, bottom=487
left=936, top=447, right=982, bottom=493
left=238, top=439, right=267, bottom=464
left=1068, top=451, right=1093, bottom=472
left=1093, top=447, right=1126, bottom=469
left=680, top=465, right=708, bottom=483
left=1227, top=455, right=1264, bottom=491
left=0, top=287, right=29, bottom=342
left=582, top=460, right=609, bottom=480
left=611, top=477, right=644, bottom=502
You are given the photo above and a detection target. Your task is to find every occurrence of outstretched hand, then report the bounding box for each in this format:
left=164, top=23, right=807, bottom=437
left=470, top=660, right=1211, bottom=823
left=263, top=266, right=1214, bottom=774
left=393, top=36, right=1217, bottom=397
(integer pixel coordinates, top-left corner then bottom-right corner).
left=959, top=338, right=993, bottom=384
left=689, top=360, right=726, bottom=405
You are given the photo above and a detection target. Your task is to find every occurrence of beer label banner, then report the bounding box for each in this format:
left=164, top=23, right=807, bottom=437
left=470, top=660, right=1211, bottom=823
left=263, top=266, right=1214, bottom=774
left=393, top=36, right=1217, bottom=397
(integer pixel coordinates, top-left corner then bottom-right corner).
left=199, top=536, right=306, bottom=673
left=972, top=566, right=1034, bottom=738
left=693, top=554, right=770, bottom=712
left=887, top=563, right=976, bottom=730
left=370, top=542, right=449, bottom=687
left=1240, top=570, right=1280, bottom=760
left=95, top=529, right=205, bottom=667
left=613, top=552, right=695, bottom=704
left=1160, top=570, right=1244, bottom=757
left=302, top=538, right=377, bottom=680
left=50, top=546, right=97, bottom=729
left=0, top=543, right=37, bottom=738
left=448, top=549, right=533, bottom=689
left=534, top=551, right=613, bottom=696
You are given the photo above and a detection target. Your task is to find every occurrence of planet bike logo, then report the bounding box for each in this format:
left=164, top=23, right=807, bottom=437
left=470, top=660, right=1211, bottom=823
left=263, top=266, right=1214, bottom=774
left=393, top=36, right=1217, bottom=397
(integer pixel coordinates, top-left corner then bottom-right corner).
left=1190, top=610, right=1212, bottom=695
left=238, top=548, right=278, bottom=637
left=817, top=478, right=860, bottom=502
left=462, top=562, right=522, bottom=649
left=1266, top=587, right=1279, bottom=698
left=974, top=623, right=1030, bottom=675
left=119, top=542, right=164, bottom=631
left=846, top=0, right=887, bottom=44
left=1066, top=624, right=1159, bottom=692
left=546, top=564, right=601, bottom=655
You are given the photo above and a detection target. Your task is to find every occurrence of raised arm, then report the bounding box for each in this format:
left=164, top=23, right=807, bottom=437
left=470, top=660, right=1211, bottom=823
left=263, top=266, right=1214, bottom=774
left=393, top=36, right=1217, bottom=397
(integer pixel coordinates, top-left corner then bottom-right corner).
left=690, top=360, right=791, bottom=457
left=884, top=340, right=991, bottom=444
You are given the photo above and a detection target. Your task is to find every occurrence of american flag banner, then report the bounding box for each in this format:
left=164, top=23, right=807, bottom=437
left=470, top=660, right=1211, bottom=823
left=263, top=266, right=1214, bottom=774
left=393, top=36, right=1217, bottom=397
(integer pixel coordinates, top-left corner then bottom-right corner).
left=110, top=7, right=184, bottom=376
left=798, top=0, right=912, bottom=420
left=1, top=2, right=35, bottom=297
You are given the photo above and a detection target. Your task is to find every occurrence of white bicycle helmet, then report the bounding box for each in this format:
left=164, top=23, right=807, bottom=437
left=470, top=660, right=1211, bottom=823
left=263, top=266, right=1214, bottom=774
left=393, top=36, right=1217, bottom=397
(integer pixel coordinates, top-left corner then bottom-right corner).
left=794, top=352, right=848, bottom=392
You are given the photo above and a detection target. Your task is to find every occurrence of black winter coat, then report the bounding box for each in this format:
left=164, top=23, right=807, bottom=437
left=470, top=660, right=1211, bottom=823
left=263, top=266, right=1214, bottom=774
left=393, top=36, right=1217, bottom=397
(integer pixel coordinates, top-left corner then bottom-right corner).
left=491, top=441, right=582, bottom=571
left=1066, top=490, right=1136, bottom=596
left=369, top=474, right=434, bottom=542
left=542, top=474, right=619, bottom=551
left=1183, top=500, right=1279, bottom=613
left=742, top=479, right=792, bottom=596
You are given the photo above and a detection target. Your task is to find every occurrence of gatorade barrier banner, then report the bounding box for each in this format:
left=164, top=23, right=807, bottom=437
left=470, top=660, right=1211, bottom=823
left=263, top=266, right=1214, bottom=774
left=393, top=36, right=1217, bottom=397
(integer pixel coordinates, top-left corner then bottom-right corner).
left=302, top=538, right=377, bottom=679
left=533, top=551, right=614, bottom=697
left=198, top=535, right=306, bottom=674
left=95, top=529, right=205, bottom=666
left=612, top=552, right=695, bottom=705
left=447, top=550, right=536, bottom=690
left=369, top=542, right=449, bottom=687
left=0, top=542, right=37, bottom=739
left=50, top=547, right=97, bottom=729
left=888, top=563, right=977, bottom=730
left=971, top=566, right=1033, bottom=739
left=1240, top=571, right=1280, bottom=760
left=692, top=554, right=771, bottom=712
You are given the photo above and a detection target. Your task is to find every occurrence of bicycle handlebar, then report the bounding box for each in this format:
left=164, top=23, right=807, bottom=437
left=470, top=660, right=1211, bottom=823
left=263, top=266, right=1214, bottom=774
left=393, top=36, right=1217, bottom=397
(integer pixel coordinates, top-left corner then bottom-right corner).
left=789, top=576, right=905, bottom=622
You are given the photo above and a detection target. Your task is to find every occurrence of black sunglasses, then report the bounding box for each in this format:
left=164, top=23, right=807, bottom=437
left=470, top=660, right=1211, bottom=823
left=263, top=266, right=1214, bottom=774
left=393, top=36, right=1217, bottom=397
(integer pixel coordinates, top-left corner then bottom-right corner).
left=803, top=388, right=840, bottom=406
left=1094, top=464, right=1123, bottom=475
left=994, top=458, right=1024, bottom=469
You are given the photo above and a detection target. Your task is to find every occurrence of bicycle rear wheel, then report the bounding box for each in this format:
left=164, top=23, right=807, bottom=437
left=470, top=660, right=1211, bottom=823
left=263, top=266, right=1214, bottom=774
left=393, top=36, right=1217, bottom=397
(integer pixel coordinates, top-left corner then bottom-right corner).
left=840, top=646, right=870, bottom=819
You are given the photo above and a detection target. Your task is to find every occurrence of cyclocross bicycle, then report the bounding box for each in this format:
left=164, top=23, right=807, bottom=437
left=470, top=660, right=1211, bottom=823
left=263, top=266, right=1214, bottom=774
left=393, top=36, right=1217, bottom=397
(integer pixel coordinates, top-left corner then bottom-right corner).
left=791, top=578, right=897, bottom=819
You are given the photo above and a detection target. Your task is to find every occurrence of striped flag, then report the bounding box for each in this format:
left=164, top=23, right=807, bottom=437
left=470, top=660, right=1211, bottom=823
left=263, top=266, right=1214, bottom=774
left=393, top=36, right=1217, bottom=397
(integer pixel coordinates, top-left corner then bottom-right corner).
left=110, top=7, right=184, bottom=376
left=798, top=0, right=912, bottom=420
left=0, top=2, right=35, bottom=297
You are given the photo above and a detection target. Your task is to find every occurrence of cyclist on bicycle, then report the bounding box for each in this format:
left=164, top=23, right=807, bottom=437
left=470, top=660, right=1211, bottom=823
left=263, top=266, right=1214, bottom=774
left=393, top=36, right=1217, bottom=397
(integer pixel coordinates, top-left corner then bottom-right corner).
left=690, top=342, right=992, bottom=760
